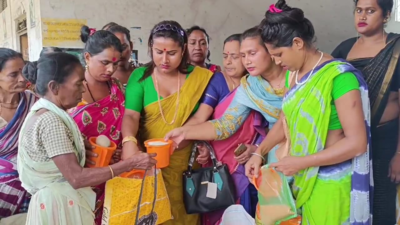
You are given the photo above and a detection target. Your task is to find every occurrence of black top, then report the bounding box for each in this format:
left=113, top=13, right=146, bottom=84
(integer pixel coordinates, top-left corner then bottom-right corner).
left=331, top=33, right=400, bottom=92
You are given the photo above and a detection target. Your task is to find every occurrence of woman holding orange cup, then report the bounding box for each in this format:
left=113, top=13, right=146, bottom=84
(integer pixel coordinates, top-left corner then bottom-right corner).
left=18, top=52, right=157, bottom=225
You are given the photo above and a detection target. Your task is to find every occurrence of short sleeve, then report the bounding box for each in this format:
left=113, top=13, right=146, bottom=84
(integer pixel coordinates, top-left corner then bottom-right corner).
left=201, top=73, right=225, bottom=108
left=285, top=71, right=290, bottom=89
left=125, top=67, right=146, bottom=112
left=39, top=112, right=76, bottom=158
left=332, top=72, right=360, bottom=100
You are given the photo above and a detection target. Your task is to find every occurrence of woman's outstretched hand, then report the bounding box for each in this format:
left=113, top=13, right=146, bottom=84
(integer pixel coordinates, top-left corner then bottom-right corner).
left=126, top=152, right=157, bottom=171
left=164, top=127, right=186, bottom=148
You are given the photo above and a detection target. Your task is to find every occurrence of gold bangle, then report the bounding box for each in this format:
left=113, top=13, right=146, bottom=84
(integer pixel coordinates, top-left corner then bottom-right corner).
left=108, top=166, right=115, bottom=178
left=122, top=136, right=138, bottom=146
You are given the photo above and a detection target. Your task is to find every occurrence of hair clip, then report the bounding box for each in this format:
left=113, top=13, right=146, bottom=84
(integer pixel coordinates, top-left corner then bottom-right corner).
left=269, top=4, right=283, bottom=13
left=89, top=28, right=97, bottom=36
left=153, top=24, right=184, bottom=37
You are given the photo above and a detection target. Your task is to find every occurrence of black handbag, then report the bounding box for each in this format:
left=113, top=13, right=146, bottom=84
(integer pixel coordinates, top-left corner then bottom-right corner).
left=182, top=141, right=236, bottom=214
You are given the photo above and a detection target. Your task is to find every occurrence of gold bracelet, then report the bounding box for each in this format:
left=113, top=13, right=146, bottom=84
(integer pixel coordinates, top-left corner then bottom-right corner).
left=108, top=166, right=115, bottom=178
left=122, top=136, right=138, bottom=146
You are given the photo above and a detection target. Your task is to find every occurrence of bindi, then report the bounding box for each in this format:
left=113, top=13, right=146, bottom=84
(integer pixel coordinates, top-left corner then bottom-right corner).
left=163, top=48, right=167, bottom=52
left=112, top=57, right=117, bottom=62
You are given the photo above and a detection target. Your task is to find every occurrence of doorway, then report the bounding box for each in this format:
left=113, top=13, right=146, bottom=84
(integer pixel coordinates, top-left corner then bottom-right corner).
left=19, top=33, right=28, bottom=60
left=16, top=16, right=28, bottom=60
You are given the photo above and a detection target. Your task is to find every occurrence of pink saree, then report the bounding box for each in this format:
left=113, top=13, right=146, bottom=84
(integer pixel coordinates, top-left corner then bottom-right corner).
left=202, top=89, right=261, bottom=225
left=69, top=78, right=125, bottom=225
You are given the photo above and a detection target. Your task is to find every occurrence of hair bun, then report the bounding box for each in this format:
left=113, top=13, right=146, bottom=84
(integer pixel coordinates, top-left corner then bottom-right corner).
left=266, top=0, right=305, bottom=25
left=80, top=25, right=91, bottom=43
left=22, top=61, right=38, bottom=84
left=275, top=0, right=292, bottom=11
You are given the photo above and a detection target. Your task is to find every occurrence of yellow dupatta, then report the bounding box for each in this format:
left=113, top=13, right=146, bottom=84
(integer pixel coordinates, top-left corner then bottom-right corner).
left=141, top=66, right=212, bottom=225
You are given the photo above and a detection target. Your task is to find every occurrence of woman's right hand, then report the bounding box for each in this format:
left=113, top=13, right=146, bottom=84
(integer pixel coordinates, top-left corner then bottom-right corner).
left=164, top=127, right=187, bottom=148
left=124, top=152, right=157, bottom=171
left=196, top=143, right=210, bottom=165
left=245, top=154, right=263, bottom=179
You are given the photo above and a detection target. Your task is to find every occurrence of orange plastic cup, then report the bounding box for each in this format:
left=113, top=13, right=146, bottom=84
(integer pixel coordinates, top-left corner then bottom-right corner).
left=87, top=137, right=117, bottom=168
left=120, top=169, right=146, bottom=179
left=144, top=138, right=173, bottom=169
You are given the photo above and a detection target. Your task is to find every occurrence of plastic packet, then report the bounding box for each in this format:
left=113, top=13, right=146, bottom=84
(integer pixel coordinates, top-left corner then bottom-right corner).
left=253, top=165, right=298, bottom=225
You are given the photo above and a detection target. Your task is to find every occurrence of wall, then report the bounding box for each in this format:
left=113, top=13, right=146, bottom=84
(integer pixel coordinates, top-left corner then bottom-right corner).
left=0, top=0, right=13, bottom=48
left=39, top=0, right=357, bottom=66
left=0, top=0, right=42, bottom=60
left=386, top=2, right=400, bottom=33
left=26, top=0, right=43, bottom=60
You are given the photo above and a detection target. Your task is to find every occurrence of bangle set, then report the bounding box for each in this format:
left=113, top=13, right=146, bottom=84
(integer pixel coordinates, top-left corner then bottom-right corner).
left=251, top=152, right=266, bottom=164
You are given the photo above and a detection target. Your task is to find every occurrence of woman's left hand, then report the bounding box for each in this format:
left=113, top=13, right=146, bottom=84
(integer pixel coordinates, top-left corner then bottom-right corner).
left=83, top=139, right=97, bottom=166
left=110, top=149, right=122, bottom=164
left=235, top=145, right=257, bottom=165
left=270, top=156, right=308, bottom=176
left=389, top=154, right=400, bottom=183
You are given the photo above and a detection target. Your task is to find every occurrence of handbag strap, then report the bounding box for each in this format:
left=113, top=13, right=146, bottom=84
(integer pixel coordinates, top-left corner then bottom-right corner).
left=134, top=168, right=158, bottom=224
left=187, top=141, right=221, bottom=175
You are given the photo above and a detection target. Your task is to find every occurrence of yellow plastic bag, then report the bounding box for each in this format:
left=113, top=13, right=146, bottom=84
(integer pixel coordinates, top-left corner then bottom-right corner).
left=102, top=169, right=172, bottom=225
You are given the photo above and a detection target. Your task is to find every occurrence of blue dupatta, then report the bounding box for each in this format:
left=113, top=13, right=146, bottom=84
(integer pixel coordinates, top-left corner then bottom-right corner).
left=235, top=75, right=284, bottom=163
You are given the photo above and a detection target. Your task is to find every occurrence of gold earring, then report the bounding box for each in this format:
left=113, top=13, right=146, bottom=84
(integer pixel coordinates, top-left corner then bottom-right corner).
left=85, top=64, right=88, bottom=71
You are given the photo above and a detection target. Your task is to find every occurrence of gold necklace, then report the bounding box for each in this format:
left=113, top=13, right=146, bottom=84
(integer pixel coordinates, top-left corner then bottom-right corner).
left=273, top=88, right=285, bottom=97
left=269, top=72, right=286, bottom=97
left=270, top=71, right=285, bottom=89
left=154, top=72, right=180, bottom=125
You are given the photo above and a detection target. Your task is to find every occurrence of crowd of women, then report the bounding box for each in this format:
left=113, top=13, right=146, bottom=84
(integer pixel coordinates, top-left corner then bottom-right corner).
left=0, top=0, right=398, bottom=224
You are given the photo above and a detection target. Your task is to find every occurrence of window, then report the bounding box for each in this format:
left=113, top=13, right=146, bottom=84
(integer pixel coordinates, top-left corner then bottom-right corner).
left=0, top=0, right=7, bottom=13
left=396, top=0, right=400, bottom=22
